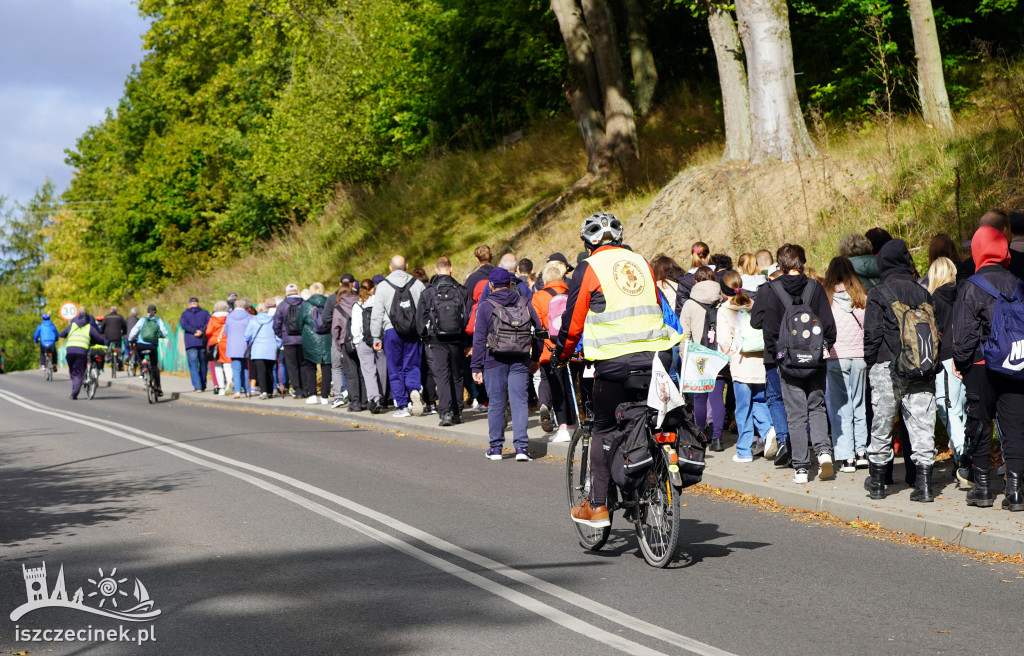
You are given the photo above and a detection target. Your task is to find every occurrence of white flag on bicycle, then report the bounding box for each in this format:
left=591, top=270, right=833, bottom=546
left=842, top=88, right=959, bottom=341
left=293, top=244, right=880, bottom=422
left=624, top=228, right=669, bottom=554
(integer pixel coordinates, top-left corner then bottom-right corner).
left=678, top=341, right=729, bottom=394
left=648, top=353, right=684, bottom=428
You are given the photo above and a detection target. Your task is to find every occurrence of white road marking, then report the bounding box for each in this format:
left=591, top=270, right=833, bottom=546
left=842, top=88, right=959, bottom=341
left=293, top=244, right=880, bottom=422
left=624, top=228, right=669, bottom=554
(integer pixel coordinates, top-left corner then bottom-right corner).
left=0, top=388, right=737, bottom=656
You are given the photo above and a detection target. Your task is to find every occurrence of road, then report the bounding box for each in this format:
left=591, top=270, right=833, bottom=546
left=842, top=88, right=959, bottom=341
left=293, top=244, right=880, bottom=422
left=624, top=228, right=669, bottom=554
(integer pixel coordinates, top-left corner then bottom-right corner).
left=0, top=371, right=1020, bottom=656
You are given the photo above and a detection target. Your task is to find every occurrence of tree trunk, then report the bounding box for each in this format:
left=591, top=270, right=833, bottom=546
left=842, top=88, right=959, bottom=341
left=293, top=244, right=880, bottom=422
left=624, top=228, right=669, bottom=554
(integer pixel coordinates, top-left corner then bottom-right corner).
left=705, top=1, right=751, bottom=162
left=735, top=0, right=816, bottom=163
left=907, top=0, right=954, bottom=133
left=581, top=0, right=639, bottom=170
left=551, top=0, right=606, bottom=176
left=622, top=0, right=658, bottom=117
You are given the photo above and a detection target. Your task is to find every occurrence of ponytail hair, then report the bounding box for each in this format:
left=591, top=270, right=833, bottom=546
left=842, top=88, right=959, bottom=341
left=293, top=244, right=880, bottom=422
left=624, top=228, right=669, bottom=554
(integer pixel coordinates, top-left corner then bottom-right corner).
left=720, top=271, right=750, bottom=307
left=690, top=241, right=710, bottom=269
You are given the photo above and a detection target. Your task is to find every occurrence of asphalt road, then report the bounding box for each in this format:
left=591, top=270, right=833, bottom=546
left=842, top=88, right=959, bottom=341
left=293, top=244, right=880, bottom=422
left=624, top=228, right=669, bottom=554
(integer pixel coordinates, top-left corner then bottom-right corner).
left=0, top=370, right=1021, bottom=656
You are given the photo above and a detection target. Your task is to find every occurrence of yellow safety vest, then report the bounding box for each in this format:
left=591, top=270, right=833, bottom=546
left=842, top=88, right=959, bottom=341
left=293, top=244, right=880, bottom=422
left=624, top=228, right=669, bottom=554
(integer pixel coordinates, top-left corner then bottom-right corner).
left=65, top=322, right=91, bottom=350
left=580, top=247, right=681, bottom=360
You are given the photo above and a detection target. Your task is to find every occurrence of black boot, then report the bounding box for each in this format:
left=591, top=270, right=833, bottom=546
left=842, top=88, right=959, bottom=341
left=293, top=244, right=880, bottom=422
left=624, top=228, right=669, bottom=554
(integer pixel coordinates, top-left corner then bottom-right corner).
left=1002, top=471, right=1024, bottom=512
left=966, top=467, right=995, bottom=507
left=774, top=441, right=791, bottom=467
left=909, top=464, right=934, bottom=503
left=710, top=438, right=724, bottom=452
left=864, top=461, right=887, bottom=500
left=883, top=460, right=895, bottom=485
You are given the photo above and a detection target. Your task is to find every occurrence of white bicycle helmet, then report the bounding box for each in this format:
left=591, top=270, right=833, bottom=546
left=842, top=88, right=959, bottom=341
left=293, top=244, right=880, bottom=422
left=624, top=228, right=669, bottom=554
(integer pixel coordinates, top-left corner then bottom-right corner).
left=580, top=212, right=623, bottom=248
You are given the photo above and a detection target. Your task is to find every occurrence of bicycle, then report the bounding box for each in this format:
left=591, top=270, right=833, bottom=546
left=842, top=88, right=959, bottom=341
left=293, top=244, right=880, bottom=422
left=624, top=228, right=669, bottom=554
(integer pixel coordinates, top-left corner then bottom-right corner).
left=84, top=348, right=105, bottom=400
left=565, top=368, right=703, bottom=568
left=42, top=350, right=55, bottom=382
left=126, top=343, right=139, bottom=377
left=139, top=351, right=159, bottom=404
left=105, top=345, right=120, bottom=379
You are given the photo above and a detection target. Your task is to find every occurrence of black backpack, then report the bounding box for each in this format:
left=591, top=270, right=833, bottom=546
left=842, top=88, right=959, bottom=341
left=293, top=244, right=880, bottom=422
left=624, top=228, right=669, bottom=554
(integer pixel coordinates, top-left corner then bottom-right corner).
left=695, top=300, right=720, bottom=348
left=284, top=302, right=303, bottom=336
left=310, top=305, right=331, bottom=335
left=386, top=280, right=419, bottom=339
left=429, top=279, right=466, bottom=337
left=771, top=281, right=825, bottom=377
left=361, top=303, right=374, bottom=347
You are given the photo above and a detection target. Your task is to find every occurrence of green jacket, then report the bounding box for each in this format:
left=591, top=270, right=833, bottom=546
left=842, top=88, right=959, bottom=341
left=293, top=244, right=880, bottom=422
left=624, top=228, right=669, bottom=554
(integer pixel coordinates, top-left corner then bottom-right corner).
left=848, top=254, right=879, bottom=291
left=298, top=294, right=332, bottom=364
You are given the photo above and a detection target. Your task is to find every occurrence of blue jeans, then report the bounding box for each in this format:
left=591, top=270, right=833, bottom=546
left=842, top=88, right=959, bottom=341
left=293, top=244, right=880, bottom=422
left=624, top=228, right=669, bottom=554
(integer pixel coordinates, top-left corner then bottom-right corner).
left=670, top=343, right=681, bottom=385
left=186, top=347, right=207, bottom=391
left=765, top=366, right=790, bottom=447
left=231, top=359, right=249, bottom=395
left=733, top=382, right=773, bottom=457
left=936, top=358, right=967, bottom=458
left=483, top=361, right=530, bottom=449
left=826, top=358, right=868, bottom=460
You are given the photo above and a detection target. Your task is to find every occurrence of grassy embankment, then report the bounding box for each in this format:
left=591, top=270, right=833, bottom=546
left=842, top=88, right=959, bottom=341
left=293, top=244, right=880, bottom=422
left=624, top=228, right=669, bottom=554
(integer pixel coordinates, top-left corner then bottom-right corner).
left=138, top=61, right=1024, bottom=310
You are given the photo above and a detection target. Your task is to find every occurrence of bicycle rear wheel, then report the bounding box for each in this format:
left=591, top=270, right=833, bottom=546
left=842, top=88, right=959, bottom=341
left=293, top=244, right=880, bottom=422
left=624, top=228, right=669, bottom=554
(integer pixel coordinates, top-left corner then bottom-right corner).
left=143, top=365, right=155, bottom=404
left=44, top=357, right=52, bottom=382
left=110, top=353, right=117, bottom=379
left=86, top=366, right=97, bottom=400
left=566, top=425, right=611, bottom=550
left=633, top=450, right=681, bottom=568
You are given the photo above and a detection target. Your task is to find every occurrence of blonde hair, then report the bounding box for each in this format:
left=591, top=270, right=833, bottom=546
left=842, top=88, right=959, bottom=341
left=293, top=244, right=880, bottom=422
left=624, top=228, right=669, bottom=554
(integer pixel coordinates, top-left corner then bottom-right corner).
left=690, top=241, right=710, bottom=269
left=542, top=261, right=566, bottom=283
left=927, top=257, right=957, bottom=293
left=805, top=267, right=825, bottom=285
left=737, top=253, right=759, bottom=276
left=309, top=282, right=325, bottom=295
left=213, top=300, right=229, bottom=312
left=256, top=302, right=268, bottom=313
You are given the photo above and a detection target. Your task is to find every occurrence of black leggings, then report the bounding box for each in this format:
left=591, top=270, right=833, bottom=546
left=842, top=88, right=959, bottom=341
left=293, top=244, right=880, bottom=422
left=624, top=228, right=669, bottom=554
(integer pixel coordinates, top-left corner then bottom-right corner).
left=253, top=359, right=275, bottom=395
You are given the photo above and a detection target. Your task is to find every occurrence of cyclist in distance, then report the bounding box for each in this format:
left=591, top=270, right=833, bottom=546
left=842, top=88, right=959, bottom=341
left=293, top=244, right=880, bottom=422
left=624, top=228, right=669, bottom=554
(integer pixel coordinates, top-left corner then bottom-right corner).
left=59, top=306, right=107, bottom=399
left=128, top=304, right=169, bottom=396
left=33, top=313, right=60, bottom=371
left=553, top=213, right=681, bottom=527
left=100, top=306, right=128, bottom=370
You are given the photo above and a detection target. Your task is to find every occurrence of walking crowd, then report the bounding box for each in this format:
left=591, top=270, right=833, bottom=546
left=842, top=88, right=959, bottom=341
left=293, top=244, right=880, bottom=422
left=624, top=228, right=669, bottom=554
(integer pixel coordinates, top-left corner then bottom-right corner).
left=39, top=208, right=1024, bottom=512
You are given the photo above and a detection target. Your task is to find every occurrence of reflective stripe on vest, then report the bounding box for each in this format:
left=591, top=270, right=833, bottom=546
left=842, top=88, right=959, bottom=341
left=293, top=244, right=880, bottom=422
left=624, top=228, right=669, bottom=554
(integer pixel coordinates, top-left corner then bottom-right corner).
left=582, top=248, right=680, bottom=360
left=65, top=322, right=91, bottom=350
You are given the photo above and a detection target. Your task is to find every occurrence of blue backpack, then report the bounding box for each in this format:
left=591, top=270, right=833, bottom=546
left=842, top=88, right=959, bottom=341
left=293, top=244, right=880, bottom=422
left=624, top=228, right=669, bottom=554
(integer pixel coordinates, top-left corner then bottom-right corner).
left=969, top=275, right=1024, bottom=379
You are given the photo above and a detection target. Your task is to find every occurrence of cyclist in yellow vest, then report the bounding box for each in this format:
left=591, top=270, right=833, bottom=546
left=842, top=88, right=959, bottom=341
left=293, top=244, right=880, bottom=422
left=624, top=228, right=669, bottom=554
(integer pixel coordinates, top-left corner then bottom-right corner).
left=553, top=213, right=681, bottom=527
left=58, top=307, right=107, bottom=399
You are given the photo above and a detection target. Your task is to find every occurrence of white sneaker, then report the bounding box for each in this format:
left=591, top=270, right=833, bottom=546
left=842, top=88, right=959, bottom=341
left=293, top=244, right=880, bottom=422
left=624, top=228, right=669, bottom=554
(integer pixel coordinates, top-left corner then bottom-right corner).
left=320, top=397, right=329, bottom=405
left=306, top=395, right=319, bottom=405
left=817, top=452, right=834, bottom=480
left=763, top=427, right=778, bottom=459
left=793, top=468, right=809, bottom=484
left=409, top=389, right=424, bottom=416
left=332, top=397, right=346, bottom=409
left=471, top=398, right=480, bottom=410
left=550, top=425, right=571, bottom=443
left=732, top=454, right=753, bottom=463
left=393, top=407, right=411, bottom=418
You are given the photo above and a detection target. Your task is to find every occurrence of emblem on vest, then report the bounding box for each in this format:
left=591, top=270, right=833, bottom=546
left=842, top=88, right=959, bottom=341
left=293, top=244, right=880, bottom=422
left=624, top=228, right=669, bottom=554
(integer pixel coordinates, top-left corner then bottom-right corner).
left=611, top=260, right=645, bottom=296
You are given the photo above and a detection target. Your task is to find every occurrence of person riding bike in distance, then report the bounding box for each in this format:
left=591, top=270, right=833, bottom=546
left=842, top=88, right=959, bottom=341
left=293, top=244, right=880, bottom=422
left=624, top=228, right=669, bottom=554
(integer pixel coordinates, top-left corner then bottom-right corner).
left=553, top=213, right=681, bottom=527
left=129, top=304, right=169, bottom=396
left=33, top=313, right=60, bottom=371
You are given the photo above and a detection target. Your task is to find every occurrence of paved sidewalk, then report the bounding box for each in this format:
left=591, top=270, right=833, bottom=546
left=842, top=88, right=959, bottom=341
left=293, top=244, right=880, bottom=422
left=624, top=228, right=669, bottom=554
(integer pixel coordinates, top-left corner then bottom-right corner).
left=90, top=369, right=1024, bottom=557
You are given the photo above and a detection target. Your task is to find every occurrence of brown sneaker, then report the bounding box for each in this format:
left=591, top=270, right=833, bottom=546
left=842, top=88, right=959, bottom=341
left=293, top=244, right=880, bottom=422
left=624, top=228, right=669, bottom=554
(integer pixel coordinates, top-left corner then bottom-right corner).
left=570, top=500, right=610, bottom=527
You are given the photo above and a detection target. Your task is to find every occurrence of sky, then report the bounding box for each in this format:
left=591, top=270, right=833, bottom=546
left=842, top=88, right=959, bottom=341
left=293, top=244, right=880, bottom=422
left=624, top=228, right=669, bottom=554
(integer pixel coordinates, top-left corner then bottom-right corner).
left=0, top=0, right=149, bottom=207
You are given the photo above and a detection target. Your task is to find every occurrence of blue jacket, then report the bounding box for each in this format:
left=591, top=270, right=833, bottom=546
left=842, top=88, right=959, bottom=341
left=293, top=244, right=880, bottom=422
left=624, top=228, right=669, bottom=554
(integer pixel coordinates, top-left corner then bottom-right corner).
left=33, top=320, right=59, bottom=346
left=471, top=286, right=541, bottom=371
left=224, top=308, right=252, bottom=359
left=243, top=312, right=281, bottom=361
left=128, top=316, right=169, bottom=345
left=179, top=306, right=211, bottom=349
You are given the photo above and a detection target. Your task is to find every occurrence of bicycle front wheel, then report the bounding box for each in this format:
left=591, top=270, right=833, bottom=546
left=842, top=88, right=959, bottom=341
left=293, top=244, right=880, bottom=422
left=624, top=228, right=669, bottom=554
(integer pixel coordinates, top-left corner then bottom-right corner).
left=566, top=425, right=611, bottom=551
left=633, top=450, right=681, bottom=568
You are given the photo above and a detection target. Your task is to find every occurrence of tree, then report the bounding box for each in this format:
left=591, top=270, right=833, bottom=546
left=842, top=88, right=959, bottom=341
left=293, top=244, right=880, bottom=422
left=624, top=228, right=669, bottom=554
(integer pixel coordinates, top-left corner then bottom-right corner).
left=736, top=0, right=816, bottom=163
left=906, top=0, right=954, bottom=132
left=705, top=0, right=751, bottom=161
left=622, top=0, right=659, bottom=116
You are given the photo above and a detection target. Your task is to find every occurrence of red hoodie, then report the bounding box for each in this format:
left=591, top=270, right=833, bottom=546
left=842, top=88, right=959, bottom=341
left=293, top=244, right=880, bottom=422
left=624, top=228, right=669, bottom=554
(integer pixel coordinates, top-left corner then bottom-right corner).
left=972, top=225, right=1011, bottom=270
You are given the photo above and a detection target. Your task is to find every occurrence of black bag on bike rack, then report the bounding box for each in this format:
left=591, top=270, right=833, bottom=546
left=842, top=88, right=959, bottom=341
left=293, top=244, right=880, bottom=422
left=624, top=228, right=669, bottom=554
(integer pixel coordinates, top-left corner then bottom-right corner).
left=607, top=402, right=655, bottom=490
left=675, top=412, right=707, bottom=488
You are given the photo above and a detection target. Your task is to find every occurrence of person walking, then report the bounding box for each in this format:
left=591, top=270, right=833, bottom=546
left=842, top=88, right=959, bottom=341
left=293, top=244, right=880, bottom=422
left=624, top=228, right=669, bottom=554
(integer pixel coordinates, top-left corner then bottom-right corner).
left=532, top=260, right=576, bottom=441
left=928, top=256, right=966, bottom=467
left=224, top=298, right=253, bottom=398
left=417, top=257, right=470, bottom=426
left=59, top=308, right=106, bottom=399
left=297, top=282, right=333, bottom=405
left=863, top=239, right=939, bottom=502
left=472, top=268, right=541, bottom=461
left=273, top=283, right=310, bottom=398
left=680, top=266, right=727, bottom=451
left=179, top=296, right=211, bottom=392
left=206, top=301, right=232, bottom=395
left=332, top=282, right=365, bottom=411
left=751, top=244, right=837, bottom=485
left=245, top=302, right=282, bottom=399
left=353, top=279, right=389, bottom=413
left=371, top=255, right=426, bottom=418
left=326, top=273, right=357, bottom=407
left=824, top=257, right=869, bottom=473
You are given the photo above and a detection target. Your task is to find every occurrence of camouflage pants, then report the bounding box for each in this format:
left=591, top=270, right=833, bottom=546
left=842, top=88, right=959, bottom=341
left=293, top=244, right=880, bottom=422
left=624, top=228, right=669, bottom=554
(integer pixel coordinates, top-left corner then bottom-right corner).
left=867, top=364, right=936, bottom=467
